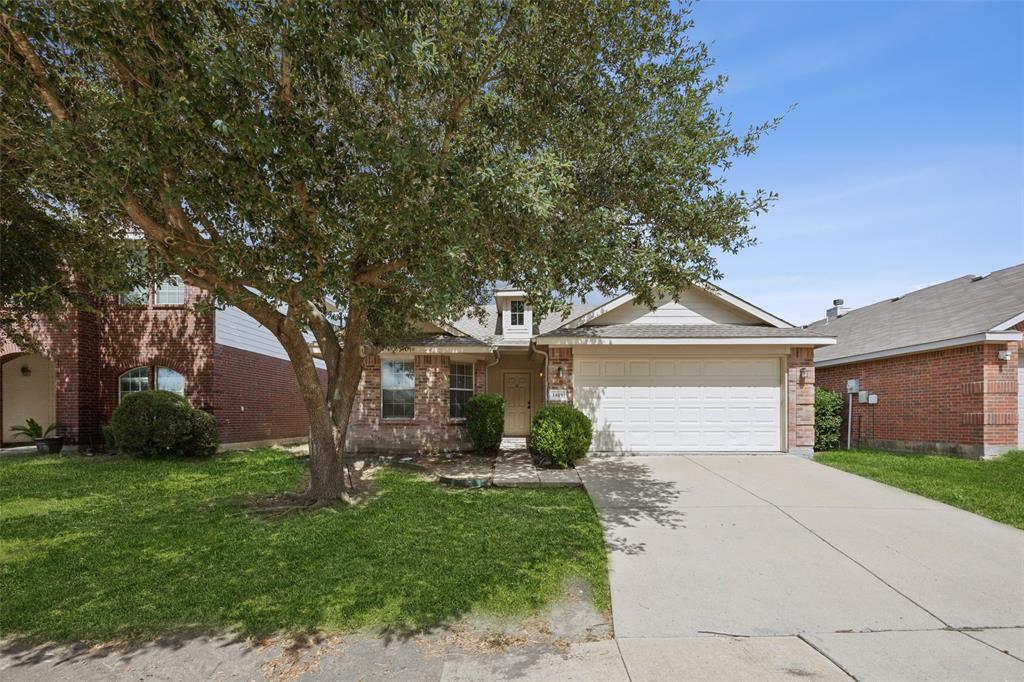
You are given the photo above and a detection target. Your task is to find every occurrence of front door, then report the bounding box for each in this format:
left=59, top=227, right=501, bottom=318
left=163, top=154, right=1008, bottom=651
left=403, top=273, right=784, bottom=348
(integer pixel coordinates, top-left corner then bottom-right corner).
left=503, top=371, right=532, bottom=436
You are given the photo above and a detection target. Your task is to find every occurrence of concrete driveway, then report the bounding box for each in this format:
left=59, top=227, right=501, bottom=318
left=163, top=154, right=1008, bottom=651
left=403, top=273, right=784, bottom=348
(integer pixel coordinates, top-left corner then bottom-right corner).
left=579, top=455, right=1024, bottom=682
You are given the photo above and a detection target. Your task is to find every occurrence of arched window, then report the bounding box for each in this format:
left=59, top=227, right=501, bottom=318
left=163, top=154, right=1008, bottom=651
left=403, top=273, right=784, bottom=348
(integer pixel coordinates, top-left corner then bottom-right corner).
left=118, top=367, right=149, bottom=403
left=156, top=367, right=185, bottom=396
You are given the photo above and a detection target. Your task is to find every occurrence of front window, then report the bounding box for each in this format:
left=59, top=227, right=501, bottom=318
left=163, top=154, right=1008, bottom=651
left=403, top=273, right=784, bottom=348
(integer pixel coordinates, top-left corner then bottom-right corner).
left=118, top=367, right=149, bottom=402
left=510, top=300, right=525, bottom=327
left=449, top=362, right=474, bottom=419
left=156, top=367, right=185, bottom=396
left=382, top=360, right=415, bottom=419
left=155, top=277, right=186, bottom=306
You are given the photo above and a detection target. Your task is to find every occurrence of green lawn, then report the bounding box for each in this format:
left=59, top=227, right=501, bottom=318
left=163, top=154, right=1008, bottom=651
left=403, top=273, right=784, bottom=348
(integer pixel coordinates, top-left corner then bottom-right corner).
left=0, top=448, right=609, bottom=641
left=815, top=449, right=1024, bottom=529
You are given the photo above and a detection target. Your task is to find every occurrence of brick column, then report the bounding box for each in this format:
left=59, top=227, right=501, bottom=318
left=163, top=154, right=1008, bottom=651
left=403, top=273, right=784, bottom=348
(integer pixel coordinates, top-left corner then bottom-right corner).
left=547, top=347, right=573, bottom=404
left=787, top=347, right=815, bottom=455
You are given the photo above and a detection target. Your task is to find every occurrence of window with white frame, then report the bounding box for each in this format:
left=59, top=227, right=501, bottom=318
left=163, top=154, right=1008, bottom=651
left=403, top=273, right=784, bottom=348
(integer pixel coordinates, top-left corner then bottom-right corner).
left=449, top=362, right=474, bottom=419
left=118, top=366, right=149, bottom=402
left=510, top=300, right=525, bottom=327
left=156, top=366, right=185, bottom=396
left=382, top=360, right=415, bottom=419
left=155, top=277, right=186, bottom=305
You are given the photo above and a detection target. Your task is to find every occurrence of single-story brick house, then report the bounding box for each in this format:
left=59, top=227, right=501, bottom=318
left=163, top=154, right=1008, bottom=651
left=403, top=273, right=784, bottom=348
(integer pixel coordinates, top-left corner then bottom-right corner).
left=809, top=263, right=1023, bottom=458
left=345, top=286, right=834, bottom=455
left=1, top=279, right=325, bottom=450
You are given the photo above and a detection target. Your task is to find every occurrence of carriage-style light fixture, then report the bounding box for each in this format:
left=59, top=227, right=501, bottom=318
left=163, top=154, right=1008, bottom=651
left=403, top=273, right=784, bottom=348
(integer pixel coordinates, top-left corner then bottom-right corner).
left=556, top=366, right=564, bottom=379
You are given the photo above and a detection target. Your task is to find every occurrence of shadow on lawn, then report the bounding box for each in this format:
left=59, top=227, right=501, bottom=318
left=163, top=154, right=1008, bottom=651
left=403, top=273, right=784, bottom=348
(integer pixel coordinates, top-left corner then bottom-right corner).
left=0, top=451, right=608, bottom=658
left=576, top=458, right=686, bottom=556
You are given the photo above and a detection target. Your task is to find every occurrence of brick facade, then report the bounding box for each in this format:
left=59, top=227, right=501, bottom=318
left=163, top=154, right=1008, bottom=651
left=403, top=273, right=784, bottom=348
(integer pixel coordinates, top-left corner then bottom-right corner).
left=344, top=353, right=482, bottom=453
left=787, top=347, right=816, bottom=453
left=1, top=285, right=324, bottom=449
left=816, top=333, right=1020, bottom=458
left=547, top=347, right=573, bottom=403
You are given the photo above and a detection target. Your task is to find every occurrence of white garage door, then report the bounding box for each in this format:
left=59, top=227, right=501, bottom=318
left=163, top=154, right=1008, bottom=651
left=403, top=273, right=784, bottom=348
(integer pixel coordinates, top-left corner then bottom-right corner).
left=574, top=355, right=783, bottom=453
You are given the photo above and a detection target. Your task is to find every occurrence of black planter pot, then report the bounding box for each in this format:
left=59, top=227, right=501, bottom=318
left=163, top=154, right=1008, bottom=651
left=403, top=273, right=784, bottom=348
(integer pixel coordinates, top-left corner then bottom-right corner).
left=35, top=437, right=65, bottom=455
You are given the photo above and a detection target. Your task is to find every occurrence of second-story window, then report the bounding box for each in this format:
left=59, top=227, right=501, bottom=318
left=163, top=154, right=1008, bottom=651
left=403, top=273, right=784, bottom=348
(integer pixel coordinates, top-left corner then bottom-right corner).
left=510, top=300, right=525, bottom=327
left=119, top=285, right=148, bottom=306
left=155, top=277, right=186, bottom=306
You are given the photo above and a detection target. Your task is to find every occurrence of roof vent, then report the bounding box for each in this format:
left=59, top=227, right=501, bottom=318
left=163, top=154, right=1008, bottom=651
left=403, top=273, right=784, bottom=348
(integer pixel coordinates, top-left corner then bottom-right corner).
left=971, top=274, right=986, bottom=282
left=826, top=298, right=850, bottom=322
left=891, top=295, right=903, bottom=302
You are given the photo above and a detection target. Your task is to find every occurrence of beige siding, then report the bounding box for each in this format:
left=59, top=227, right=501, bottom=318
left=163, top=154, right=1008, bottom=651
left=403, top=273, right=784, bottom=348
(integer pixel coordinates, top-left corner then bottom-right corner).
left=590, top=289, right=762, bottom=326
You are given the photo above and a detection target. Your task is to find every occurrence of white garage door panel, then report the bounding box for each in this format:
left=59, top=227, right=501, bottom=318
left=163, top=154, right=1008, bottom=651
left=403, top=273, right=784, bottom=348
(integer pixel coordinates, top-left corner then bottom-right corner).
left=578, top=356, right=782, bottom=453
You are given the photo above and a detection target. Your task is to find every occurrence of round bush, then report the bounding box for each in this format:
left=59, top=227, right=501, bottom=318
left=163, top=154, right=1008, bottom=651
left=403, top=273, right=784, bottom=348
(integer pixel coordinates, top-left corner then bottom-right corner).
left=109, top=390, right=217, bottom=458
left=530, top=404, right=592, bottom=469
left=814, top=387, right=844, bottom=451
left=465, top=393, right=504, bottom=452
left=190, top=408, right=219, bottom=458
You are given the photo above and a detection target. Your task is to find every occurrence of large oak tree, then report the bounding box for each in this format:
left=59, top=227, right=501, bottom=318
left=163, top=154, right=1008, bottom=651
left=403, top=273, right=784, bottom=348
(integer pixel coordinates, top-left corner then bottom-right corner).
left=1, top=1, right=775, bottom=500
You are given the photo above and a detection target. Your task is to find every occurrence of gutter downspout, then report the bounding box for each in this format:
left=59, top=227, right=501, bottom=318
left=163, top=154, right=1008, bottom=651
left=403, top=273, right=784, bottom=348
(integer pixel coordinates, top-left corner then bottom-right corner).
left=532, top=342, right=549, bottom=406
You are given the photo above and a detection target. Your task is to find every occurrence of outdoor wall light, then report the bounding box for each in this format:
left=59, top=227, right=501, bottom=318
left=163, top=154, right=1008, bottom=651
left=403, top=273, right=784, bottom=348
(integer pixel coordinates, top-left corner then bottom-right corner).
left=799, top=367, right=808, bottom=383
left=20, top=365, right=31, bottom=377
left=556, top=366, right=564, bottom=379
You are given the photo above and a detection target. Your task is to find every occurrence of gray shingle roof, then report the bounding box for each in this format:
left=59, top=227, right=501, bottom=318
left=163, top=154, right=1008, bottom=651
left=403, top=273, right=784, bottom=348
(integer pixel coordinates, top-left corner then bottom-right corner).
left=391, top=334, right=490, bottom=348
left=808, top=263, right=1024, bottom=363
left=536, top=324, right=831, bottom=339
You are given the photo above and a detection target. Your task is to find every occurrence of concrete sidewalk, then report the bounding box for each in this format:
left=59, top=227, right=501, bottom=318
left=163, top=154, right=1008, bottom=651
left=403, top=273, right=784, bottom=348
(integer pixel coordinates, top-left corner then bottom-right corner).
left=579, top=454, right=1024, bottom=681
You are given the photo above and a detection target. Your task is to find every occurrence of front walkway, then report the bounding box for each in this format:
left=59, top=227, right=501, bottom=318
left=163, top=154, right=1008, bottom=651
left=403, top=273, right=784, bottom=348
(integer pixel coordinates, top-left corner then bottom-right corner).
left=389, top=438, right=583, bottom=488
left=578, top=455, right=1024, bottom=681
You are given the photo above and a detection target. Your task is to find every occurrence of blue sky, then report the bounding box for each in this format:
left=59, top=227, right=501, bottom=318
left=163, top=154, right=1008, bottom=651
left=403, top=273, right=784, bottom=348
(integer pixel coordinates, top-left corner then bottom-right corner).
left=684, top=0, right=1024, bottom=325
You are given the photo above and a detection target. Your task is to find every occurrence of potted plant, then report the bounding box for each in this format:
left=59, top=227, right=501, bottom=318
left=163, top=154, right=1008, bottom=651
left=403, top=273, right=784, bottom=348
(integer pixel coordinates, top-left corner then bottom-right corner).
left=9, top=418, right=65, bottom=454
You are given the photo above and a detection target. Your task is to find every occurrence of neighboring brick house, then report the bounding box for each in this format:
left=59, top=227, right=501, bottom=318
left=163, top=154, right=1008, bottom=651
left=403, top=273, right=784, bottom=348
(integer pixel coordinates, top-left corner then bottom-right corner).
left=344, top=286, right=833, bottom=455
left=1, top=279, right=324, bottom=450
left=809, top=263, right=1024, bottom=459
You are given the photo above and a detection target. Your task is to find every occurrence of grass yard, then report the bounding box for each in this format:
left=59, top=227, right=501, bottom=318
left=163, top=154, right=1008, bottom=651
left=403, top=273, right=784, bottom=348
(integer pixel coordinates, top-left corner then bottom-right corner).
left=815, top=449, right=1024, bottom=529
left=0, top=448, right=609, bottom=641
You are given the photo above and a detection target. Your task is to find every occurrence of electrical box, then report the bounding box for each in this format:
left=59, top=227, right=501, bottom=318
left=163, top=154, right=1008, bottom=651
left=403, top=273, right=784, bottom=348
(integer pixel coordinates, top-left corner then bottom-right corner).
left=868, top=394, right=879, bottom=405
left=858, top=390, right=869, bottom=404
left=846, top=379, right=860, bottom=394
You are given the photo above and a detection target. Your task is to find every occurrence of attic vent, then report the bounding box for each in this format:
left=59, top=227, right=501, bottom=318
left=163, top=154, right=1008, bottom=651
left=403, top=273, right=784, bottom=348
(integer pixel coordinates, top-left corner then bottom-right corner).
left=890, top=295, right=903, bottom=302
left=971, top=275, right=987, bottom=282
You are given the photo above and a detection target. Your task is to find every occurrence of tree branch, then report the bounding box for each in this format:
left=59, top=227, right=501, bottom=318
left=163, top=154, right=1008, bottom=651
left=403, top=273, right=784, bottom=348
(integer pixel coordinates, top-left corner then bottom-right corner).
left=354, top=258, right=409, bottom=285
left=440, top=7, right=516, bottom=155
left=1, top=15, right=70, bottom=122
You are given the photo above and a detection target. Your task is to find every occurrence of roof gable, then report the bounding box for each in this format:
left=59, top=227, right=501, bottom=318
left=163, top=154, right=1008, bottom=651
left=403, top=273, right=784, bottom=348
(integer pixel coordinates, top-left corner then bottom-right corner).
left=561, top=284, right=791, bottom=331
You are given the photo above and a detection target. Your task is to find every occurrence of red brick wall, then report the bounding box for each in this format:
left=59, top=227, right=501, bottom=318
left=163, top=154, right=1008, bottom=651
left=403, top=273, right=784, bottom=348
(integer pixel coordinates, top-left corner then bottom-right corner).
left=345, top=353, right=481, bottom=453
left=787, top=347, right=815, bottom=452
left=212, top=343, right=325, bottom=445
left=548, top=347, right=573, bottom=403
left=1, top=309, right=102, bottom=447
left=96, top=286, right=215, bottom=434
left=816, top=338, right=1020, bottom=457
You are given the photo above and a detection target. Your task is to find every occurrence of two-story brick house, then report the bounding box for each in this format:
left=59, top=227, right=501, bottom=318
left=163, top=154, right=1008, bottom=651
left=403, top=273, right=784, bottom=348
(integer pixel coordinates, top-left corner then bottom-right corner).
left=1, top=279, right=323, bottom=450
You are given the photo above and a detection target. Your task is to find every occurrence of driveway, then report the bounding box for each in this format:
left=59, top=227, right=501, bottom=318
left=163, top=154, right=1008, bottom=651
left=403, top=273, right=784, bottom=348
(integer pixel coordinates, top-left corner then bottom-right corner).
left=579, top=455, right=1024, bottom=681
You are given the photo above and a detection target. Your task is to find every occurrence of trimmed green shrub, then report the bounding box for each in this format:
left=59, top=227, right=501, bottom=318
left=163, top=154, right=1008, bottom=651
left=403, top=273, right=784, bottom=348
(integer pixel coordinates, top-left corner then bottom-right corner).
left=190, top=408, right=219, bottom=458
left=109, top=390, right=217, bottom=458
left=465, top=393, right=504, bottom=451
left=531, top=404, right=592, bottom=468
left=814, top=387, right=844, bottom=451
